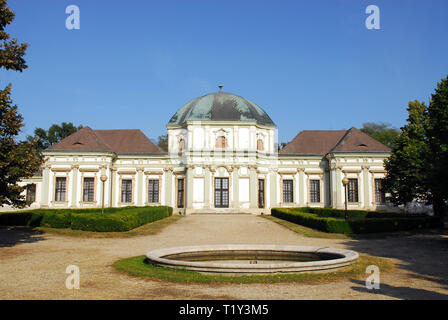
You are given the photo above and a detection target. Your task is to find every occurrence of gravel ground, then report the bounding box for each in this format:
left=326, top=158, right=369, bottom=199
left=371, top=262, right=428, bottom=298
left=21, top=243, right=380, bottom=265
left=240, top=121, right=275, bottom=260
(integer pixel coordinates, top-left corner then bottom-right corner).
left=0, top=214, right=447, bottom=300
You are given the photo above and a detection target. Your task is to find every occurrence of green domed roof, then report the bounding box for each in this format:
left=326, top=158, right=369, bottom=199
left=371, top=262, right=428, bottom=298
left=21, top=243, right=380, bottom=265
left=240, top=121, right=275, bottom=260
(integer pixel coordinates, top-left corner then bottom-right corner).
left=168, top=91, right=276, bottom=127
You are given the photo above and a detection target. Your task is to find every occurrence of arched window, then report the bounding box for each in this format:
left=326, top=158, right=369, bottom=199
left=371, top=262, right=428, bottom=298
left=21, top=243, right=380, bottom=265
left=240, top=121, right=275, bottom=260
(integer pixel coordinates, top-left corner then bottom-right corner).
left=178, top=138, right=185, bottom=152
left=215, top=136, right=227, bottom=149
left=257, top=139, right=264, bottom=151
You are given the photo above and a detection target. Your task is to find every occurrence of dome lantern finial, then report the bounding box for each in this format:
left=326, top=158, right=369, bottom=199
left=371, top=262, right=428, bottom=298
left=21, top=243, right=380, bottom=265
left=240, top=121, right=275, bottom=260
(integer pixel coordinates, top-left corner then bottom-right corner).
left=218, top=84, right=223, bottom=92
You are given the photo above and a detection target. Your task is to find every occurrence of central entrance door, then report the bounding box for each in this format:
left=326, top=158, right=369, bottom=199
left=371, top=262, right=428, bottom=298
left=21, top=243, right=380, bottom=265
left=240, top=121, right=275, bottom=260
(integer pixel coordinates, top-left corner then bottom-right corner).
left=214, top=177, right=229, bottom=208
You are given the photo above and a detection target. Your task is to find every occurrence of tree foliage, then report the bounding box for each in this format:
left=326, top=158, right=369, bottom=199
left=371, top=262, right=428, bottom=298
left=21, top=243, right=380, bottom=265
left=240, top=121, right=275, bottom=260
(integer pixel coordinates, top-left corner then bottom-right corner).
left=360, top=122, right=399, bottom=148
left=157, top=134, right=168, bottom=152
left=27, top=122, right=83, bottom=152
left=425, top=77, right=448, bottom=216
left=0, top=0, right=42, bottom=208
left=0, top=0, right=27, bottom=72
left=383, top=101, right=428, bottom=205
left=277, top=142, right=287, bottom=151
left=384, top=77, right=448, bottom=218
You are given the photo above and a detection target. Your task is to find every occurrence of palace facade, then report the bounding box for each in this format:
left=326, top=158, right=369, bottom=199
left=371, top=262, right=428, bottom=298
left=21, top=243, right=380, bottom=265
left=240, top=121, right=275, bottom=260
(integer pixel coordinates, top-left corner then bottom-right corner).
left=13, top=90, right=392, bottom=214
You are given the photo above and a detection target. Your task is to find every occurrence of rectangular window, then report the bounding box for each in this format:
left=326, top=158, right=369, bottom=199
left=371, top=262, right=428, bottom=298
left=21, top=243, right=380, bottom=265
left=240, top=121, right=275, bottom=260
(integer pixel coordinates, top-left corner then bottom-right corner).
left=215, top=178, right=229, bottom=208
left=83, top=177, right=95, bottom=202
left=26, top=184, right=36, bottom=203
left=121, top=179, right=132, bottom=203
left=177, top=179, right=184, bottom=208
left=55, top=177, right=66, bottom=202
left=375, top=179, right=385, bottom=203
left=258, top=179, right=265, bottom=208
left=348, top=178, right=358, bottom=203
left=282, top=180, right=293, bottom=203
left=148, top=179, right=159, bottom=203
left=309, top=180, right=320, bottom=203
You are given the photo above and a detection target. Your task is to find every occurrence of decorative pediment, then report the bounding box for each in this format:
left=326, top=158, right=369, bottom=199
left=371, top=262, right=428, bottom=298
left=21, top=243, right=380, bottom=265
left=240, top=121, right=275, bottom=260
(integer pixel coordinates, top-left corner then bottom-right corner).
left=214, top=128, right=229, bottom=135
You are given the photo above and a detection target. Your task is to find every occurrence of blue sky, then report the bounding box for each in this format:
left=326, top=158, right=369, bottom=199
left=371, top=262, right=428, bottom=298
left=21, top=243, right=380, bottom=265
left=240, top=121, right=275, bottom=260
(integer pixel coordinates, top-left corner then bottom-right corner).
left=3, top=0, right=448, bottom=143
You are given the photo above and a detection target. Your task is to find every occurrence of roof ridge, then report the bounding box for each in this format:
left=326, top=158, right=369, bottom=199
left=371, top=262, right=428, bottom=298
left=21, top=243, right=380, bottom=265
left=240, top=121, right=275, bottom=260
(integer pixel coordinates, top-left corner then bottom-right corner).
left=93, top=129, right=141, bottom=132
left=300, top=129, right=347, bottom=133
left=328, top=128, right=352, bottom=153
left=57, top=126, right=92, bottom=144
left=328, top=127, right=391, bottom=153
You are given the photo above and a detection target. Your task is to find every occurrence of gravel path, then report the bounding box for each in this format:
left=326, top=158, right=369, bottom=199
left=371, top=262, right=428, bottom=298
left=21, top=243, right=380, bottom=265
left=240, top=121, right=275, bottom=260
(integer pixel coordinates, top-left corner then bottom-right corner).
left=1, top=214, right=447, bottom=300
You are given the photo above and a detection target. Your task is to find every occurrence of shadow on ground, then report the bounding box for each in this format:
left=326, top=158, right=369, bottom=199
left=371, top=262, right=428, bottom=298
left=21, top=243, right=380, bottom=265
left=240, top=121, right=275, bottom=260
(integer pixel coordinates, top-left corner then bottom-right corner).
left=343, top=230, right=448, bottom=299
left=0, top=227, right=46, bottom=247
left=350, top=279, right=448, bottom=300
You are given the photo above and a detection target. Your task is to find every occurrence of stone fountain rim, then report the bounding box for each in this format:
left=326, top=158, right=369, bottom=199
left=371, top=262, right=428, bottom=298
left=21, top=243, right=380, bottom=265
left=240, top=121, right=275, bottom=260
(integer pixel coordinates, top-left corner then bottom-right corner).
left=146, top=244, right=359, bottom=273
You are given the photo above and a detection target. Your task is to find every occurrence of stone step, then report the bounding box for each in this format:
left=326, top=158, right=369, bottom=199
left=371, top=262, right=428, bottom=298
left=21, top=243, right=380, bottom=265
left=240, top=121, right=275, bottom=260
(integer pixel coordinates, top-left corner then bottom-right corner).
left=192, top=209, right=246, bottom=215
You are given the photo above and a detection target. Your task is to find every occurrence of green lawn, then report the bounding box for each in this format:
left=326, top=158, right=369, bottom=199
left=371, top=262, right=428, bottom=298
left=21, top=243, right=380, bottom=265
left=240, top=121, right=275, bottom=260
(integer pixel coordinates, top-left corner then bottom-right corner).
left=113, top=254, right=394, bottom=284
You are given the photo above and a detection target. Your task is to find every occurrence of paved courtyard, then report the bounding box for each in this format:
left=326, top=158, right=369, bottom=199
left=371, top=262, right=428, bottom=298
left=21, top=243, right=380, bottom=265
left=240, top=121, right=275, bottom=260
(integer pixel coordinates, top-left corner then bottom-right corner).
left=0, top=214, right=447, bottom=299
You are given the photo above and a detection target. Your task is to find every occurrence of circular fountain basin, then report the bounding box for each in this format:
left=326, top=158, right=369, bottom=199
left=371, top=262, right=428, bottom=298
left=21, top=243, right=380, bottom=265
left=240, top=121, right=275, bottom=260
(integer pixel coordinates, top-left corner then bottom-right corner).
left=146, top=245, right=359, bottom=274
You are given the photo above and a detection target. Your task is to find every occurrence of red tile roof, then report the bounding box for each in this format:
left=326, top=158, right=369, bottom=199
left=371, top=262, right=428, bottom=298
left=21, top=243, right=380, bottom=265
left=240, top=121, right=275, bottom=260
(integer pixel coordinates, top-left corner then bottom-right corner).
left=280, top=127, right=390, bottom=155
left=280, top=130, right=346, bottom=155
left=46, top=127, right=164, bottom=154
left=330, top=127, right=391, bottom=153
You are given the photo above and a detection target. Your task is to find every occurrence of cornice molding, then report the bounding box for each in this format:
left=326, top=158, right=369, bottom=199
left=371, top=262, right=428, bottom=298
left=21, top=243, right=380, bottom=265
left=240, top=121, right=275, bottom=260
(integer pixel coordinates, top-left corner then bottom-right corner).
left=117, top=170, right=137, bottom=175
left=79, top=168, right=99, bottom=173
left=51, top=167, right=71, bottom=172
left=144, top=171, right=163, bottom=175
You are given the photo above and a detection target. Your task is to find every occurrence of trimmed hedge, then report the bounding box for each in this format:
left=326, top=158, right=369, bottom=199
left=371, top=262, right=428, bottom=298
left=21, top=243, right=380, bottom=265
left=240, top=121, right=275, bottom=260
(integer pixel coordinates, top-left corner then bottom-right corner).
left=0, top=206, right=173, bottom=232
left=286, top=207, right=427, bottom=219
left=70, top=206, right=172, bottom=232
left=271, top=208, right=441, bottom=234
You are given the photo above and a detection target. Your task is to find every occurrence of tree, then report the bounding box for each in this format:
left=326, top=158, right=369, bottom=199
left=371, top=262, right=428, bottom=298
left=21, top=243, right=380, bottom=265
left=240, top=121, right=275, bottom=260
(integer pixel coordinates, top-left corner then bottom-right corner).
left=27, top=122, right=83, bottom=152
left=157, top=134, right=168, bottom=152
left=277, top=142, right=287, bottom=151
left=384, top=77, right=448, bottom=218
left=0, top=86, right=43, bottom=208
left=383, top=101, right=428, bottom=206
left=0, top=0, right=42, bottom=208
left=425, top=77, right=448, bottom=217
left=360, top=122, right=399, bottom=148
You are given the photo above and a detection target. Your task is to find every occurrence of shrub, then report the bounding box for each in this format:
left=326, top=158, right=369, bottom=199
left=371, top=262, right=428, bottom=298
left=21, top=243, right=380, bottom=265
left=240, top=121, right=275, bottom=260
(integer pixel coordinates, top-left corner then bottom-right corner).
left=271, top=208, right=353, bottom=233
left=27, top=213, right=45, bottom=227
left=70, top=214, right=131, bottom=232
left=0, top=206, right=173, bottom=232
left=285, top=207, right=425, bottom=219
left=70, top=206, right=172, bottom=232
left=40, top=212, right=71, bottom=228
left=0, top=212, right=34, bottom=226
left=271, top=208, right=441, bottom=234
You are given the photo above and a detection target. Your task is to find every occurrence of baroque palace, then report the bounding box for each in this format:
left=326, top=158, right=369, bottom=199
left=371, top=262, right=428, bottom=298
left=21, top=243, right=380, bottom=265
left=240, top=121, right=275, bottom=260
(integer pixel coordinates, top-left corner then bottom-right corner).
left=15, top=89, right=392, bottom=214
